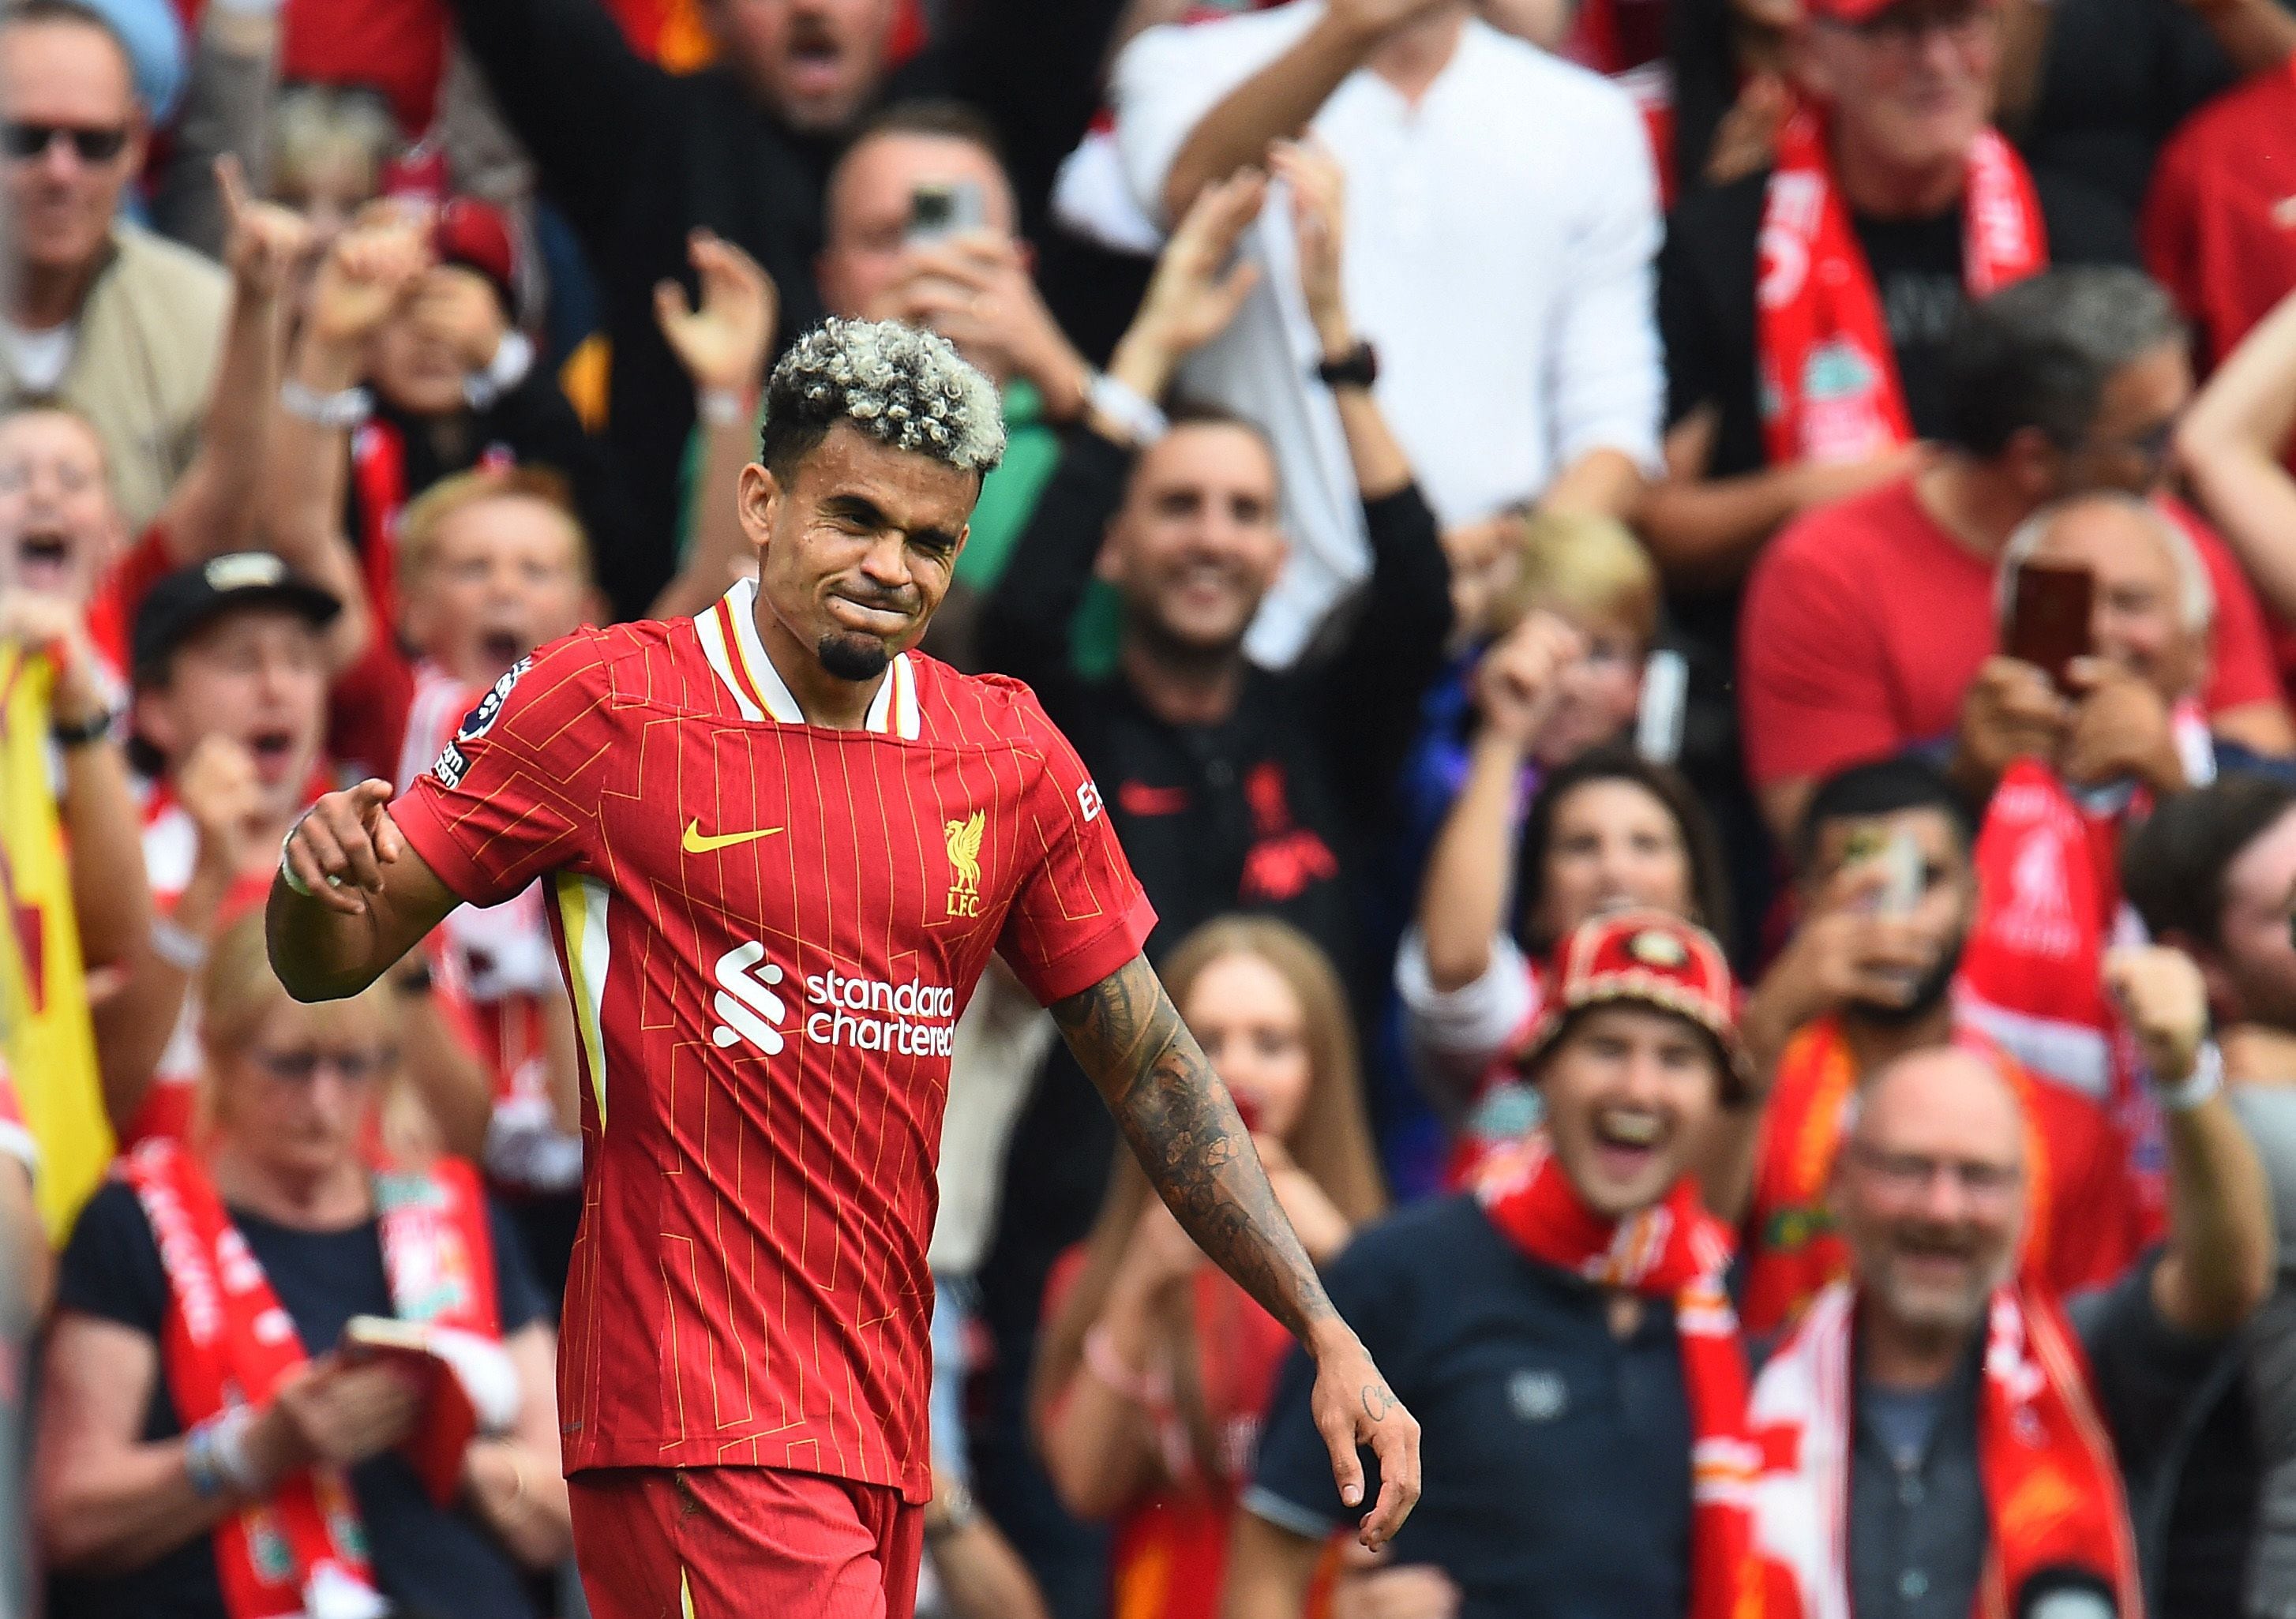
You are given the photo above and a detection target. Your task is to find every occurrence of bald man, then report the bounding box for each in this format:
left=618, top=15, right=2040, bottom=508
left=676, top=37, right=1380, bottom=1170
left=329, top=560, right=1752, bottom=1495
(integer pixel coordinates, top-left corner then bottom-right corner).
left=1746, top=946, right=2274, bottom=1617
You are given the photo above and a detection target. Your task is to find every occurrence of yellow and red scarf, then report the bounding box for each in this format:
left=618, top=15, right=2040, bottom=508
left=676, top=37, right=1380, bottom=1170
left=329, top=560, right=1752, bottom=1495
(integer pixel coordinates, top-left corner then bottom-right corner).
left=1758, top=108, right=2047, bottom=465
left=120, top=1140, right=500, bottom=1619
left=1743, top=1017, right=2055, bottom=1338
left=1746, top=1280, right=2140, bottom=1619
left=1476, top=1135, right=1756, bottom=1619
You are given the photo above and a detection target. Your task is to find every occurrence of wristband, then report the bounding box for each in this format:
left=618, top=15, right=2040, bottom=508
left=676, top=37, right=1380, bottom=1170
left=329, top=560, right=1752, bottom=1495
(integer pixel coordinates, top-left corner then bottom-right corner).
left=150, top=916, right=212, bottom=973
left=2155, top=1040, right=2224, bottom=1114
left=697, top=388, right=755, bottom=429
left=279, top=813, right=338, bottom=898
left=1086, top=371, right=1169, bottom=448
left=279, top=378, right=372, bottom=429
left=50, top=707, right=112, bottom=748
left=185, top=1407, right=261, bottom=1497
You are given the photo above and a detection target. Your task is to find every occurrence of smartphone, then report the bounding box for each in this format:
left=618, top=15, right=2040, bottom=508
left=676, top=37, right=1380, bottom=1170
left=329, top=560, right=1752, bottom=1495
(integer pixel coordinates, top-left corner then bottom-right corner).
left=2005, top=563, right=2094, bottom=691
left=1876, top=828, right=1923, bottom=919
left=906, top=180, right=987, bottom=246
left=1634, top=648, right=1688, bottom=766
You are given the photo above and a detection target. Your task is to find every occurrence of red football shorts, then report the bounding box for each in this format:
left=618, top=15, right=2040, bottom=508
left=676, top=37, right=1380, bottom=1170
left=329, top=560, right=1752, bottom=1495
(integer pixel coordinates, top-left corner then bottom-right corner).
left=569, top=1465, right=925, bottom=1619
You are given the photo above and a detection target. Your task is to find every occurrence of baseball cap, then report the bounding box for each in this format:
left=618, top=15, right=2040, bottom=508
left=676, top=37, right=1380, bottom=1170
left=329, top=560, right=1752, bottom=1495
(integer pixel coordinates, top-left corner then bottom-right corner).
left=432, top=197, right=517, bottom=315
left=1803, top=0, right=1994, bottom=25
left=132, top=552, right=341, bottom=683
left=1512, top=908, right=1750, bottom=1098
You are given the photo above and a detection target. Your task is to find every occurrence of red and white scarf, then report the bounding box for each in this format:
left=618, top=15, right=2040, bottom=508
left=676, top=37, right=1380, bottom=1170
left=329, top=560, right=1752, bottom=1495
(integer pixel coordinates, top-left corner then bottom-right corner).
left=1476, top=1135, right=1756, bottom=1619
left=120, top=1140, right=502, bottom=1619
left=1758, top=107, right=2047, bottom=465
left=1746, top=1280, right=2141, bottom=1619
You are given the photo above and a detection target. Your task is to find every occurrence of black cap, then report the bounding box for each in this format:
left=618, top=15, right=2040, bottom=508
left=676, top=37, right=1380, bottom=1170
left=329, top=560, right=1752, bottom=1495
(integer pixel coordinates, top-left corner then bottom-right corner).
left=132, top=553, right=341, bottom=684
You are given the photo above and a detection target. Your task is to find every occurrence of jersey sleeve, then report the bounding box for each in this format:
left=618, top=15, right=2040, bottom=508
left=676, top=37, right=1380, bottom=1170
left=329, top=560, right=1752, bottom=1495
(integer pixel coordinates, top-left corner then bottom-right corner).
left=389, top=634, right=612, bottom=909
left=996, top=688, right=1157, bottom=1006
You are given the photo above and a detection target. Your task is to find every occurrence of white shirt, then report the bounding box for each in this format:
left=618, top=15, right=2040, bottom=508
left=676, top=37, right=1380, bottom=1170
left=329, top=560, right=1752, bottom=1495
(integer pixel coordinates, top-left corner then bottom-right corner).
left=1111, top=5, right=1664, bottom=665
left=2, top=320, right=77, bottom=393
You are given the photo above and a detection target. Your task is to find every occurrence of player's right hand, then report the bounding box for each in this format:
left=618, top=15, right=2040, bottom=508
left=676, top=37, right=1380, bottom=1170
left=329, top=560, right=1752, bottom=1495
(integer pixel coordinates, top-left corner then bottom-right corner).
left=280, top=779, right=403, bottom=916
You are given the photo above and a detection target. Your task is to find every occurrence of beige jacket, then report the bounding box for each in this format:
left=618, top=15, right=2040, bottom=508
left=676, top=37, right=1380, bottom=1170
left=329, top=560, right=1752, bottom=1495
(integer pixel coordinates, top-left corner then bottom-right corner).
left=3, top=223, right=229, bottom=532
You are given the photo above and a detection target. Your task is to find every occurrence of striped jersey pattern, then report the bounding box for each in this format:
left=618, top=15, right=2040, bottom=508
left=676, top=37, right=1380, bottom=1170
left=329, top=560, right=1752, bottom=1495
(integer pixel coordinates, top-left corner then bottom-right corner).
left=391, top=579, right=1155, bottom=1499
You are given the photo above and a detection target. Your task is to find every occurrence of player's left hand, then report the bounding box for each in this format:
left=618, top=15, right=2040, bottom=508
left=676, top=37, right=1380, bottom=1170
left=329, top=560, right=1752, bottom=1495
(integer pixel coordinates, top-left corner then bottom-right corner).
left=1308, top=1325, right=1421, bottom=1551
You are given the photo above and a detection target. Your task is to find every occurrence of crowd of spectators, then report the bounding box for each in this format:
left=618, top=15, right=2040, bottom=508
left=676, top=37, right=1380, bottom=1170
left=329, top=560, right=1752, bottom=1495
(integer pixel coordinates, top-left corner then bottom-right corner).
left=13, top=0, right=2296, bottom=1613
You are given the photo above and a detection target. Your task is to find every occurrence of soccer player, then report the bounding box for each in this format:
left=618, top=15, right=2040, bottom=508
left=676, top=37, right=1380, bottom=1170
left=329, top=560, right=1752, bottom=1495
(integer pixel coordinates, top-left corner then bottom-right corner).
left=265, top=318, right=1421, bottom=1619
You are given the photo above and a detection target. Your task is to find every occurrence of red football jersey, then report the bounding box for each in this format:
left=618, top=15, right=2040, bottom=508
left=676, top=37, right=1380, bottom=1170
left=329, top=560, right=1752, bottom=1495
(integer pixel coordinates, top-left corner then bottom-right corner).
left=391, top=580, right=1156, bottom=1500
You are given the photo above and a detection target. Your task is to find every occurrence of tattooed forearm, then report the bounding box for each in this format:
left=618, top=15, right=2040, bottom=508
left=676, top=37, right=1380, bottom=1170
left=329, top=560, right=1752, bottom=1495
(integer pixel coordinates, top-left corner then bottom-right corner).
left=1054, top=954, right=1338, bottom=1342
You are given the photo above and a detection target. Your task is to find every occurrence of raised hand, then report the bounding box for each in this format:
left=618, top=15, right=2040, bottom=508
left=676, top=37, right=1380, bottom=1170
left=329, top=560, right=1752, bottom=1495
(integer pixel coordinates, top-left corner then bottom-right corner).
left=2060, top=655, right=2185, bottom=793
left=280, top=779, right=405, bottom=916
left=1474, top=610, right=1585, bottom=748
left=412, top=268, right=511, bottom=377
left=217, top=153, right=315, bottom=304
left=306, top=216, right=433, bottom=350
left=2105, top=943, right=2210, bottom=1086
left=0, top=590, right=108, bottom=732
left=1124, top=169, right=1266, bottom=372
left=654, top=229, right=778, bottom=397
left=885, top=230, right=1086, bottom=413
left=1270, top=139, right=1349, bottom=348
left=177, top=735, right=262, bottom=881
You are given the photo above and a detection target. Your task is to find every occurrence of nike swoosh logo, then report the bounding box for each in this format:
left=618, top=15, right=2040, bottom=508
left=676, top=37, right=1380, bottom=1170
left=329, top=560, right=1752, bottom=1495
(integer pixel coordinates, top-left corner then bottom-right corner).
left=681, top=819, right=784, bottom=854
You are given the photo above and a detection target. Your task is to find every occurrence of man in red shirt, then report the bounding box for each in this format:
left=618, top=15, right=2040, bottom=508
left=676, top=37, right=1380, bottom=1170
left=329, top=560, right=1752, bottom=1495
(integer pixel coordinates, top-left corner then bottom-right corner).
left=265, top=317, right=1421, bottom=1619
left=2142, top=58, right=2296, bottom=370
left=1739, top=264, right=2293, bottom=841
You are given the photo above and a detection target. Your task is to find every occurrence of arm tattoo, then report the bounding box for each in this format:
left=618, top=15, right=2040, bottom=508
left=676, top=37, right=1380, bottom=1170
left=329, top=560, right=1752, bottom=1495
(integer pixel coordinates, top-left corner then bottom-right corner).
left=1053, top=955, right=1338, bottom=1341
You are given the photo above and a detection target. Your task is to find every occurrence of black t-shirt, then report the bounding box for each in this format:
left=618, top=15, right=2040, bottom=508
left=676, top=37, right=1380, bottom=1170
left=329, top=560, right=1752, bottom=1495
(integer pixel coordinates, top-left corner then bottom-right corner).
left=48, top=1179, right=551, bottom=1619
left=1248, top=1197, right=1696, bottom=1619
left=2020, top=0, right=2234, bottom=214
left=1660, top=163, right=2140, bottom=485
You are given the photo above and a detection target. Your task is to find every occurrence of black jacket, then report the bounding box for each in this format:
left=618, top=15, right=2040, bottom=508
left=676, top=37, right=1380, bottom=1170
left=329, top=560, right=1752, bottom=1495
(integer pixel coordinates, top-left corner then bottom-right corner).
left=976, top=422, right=1453, bottom=993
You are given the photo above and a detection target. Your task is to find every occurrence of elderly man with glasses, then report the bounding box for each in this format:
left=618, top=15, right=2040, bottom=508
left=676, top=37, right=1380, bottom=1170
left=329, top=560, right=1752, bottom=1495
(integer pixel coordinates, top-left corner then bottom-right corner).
left=1746, top=947, right=2274, bottom=1618
left=0, top=0, right=228, bottom=532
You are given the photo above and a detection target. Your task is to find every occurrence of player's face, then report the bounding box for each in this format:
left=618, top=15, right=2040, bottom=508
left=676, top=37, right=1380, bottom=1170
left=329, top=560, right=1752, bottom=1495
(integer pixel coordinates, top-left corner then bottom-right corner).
left=741, top=421, right=975, bottom=683
left=212, top=996, right=392, bottom=1186
left=1182, top=949, right=1313, bottom=1143
left=1539, top=1004, right=1721, bottom=1220
left=139, top=608, right=328, bottom=819
left=404, top=494, right=589, bottom=684
left=0, top=407, right=119, bottom=605
left=1100, top=424, right=1285, bottom=658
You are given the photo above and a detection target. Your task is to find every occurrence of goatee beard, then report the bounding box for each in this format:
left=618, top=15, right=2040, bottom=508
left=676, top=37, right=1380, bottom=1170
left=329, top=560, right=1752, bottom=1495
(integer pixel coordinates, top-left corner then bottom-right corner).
left=817, top=633, right=892, bottom=681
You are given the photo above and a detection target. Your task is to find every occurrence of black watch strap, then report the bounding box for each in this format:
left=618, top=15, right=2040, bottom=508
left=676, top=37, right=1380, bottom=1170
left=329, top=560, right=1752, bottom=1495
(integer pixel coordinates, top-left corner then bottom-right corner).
left=50, top=709, right=112, bottom=748
left=1315, top=340, right=1379, bottom=390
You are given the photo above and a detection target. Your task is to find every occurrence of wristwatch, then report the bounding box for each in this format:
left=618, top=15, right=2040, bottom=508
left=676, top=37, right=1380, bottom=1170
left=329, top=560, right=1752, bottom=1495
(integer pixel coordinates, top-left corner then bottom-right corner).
left=1315, top=340, right=1379, bottom=391
left=923, top=1477, right=980, bottom=1541
left=50, top=707, right=113, bottom=748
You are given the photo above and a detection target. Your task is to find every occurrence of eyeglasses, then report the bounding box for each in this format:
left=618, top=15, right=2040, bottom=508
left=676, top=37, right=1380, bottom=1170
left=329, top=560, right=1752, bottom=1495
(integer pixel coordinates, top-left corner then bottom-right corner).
left=1848, top=1141, right=2021, bottom=1203
left=2, top=122, right=129, bottom=163
left=1834, top=2, right=1991, bottom=48
left=2076, top=417, right=2178, bottom=478
left=249, top=1047, right=393, bottom=1086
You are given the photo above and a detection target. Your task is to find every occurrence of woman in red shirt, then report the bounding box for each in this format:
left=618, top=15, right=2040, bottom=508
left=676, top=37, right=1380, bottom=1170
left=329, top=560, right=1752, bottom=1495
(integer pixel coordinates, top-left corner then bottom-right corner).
left=1034, top=917, right=1386, bottom=1619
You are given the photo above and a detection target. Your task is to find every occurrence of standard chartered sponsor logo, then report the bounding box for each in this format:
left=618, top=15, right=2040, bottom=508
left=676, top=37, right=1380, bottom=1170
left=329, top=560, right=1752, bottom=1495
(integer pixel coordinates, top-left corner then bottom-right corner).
left=803, top=966, right=958, bottom=1055
left=709, top=943, right=955, bottom=1057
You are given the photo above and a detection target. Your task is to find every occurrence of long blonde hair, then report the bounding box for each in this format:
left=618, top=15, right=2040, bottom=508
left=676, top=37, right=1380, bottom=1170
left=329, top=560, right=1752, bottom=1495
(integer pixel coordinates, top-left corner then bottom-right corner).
left=1030, top=918, right=1386, bottom=1437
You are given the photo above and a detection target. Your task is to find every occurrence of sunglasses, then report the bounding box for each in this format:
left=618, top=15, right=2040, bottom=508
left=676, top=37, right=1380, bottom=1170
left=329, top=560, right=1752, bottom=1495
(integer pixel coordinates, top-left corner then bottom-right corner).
left=250, top=1047, right=394, bottom=1086
left=2, top=122, right=129, bottom=163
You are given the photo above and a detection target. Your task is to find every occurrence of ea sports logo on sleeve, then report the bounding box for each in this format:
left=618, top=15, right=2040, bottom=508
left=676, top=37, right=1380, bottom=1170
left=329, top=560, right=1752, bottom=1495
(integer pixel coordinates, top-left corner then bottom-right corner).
left=711, top=942, right=787, bottom=1054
